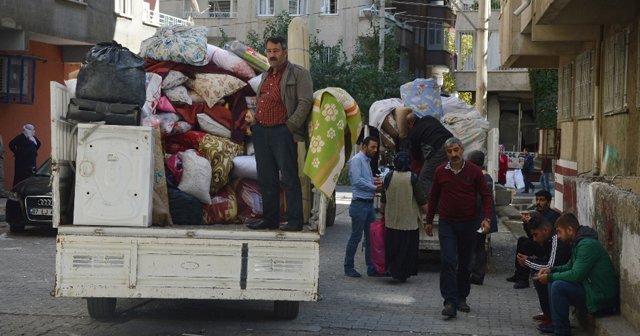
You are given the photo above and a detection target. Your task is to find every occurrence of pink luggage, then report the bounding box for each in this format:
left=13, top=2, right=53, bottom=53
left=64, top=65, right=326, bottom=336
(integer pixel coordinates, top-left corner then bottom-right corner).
left=370, top=220, right=386, bottom=274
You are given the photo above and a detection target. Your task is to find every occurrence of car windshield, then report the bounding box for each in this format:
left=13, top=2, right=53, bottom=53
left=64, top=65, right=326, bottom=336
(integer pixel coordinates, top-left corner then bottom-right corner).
left=34, top=158, right=51, bottom=177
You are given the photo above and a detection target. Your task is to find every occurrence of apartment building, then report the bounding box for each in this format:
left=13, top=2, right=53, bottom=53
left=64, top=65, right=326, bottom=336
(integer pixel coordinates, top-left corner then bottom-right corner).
left=500, top=1, right=640, bottom=334
left=0, top=0, right=187, bottom=188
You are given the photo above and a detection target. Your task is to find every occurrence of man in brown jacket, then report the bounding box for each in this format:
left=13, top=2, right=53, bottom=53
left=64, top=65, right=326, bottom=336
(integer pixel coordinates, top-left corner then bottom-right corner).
left=247, top=36, right=313, bottom=232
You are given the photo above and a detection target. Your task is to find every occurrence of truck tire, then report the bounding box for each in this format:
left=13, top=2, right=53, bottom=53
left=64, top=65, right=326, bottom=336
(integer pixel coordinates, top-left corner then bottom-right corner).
left=273, top=300, right=299, bottom=319
left=325, top=191, right=336, bottom=227
left=9, top=225, right=25, bottom=233
left=86, top=298, right=117, bottom=319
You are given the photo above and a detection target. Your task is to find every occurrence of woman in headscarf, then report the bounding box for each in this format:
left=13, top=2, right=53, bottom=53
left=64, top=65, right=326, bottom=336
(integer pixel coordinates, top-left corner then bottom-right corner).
left=9, top=124, right=41, bottom=186
left=380, top=151, right=428, bottom=282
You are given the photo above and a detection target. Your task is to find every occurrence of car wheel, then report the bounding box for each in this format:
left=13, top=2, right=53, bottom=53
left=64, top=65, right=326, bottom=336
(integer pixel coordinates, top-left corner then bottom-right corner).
left=9, top=225, right=25, bottom=233
left=86, top=298, right=117, bottom=319
left=274, top=300, right=299, bottom=320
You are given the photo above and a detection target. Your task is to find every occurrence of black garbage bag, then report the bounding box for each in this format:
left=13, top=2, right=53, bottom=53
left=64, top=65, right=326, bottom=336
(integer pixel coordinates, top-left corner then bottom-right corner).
left=167, top=185, right=203, bottom=225
left=76, top=41, right=146, bottom=107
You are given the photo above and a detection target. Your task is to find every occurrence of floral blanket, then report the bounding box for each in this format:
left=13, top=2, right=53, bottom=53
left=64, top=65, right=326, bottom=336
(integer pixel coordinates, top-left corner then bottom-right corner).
left=304, top=88, right=361, bottom=197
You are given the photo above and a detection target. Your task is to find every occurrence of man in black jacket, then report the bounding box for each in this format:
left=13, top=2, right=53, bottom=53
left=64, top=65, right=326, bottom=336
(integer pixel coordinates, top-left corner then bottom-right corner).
left=517, top=213, right=571, bottom=333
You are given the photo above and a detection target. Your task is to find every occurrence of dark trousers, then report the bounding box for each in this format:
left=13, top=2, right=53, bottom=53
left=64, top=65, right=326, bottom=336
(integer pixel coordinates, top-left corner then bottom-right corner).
left=417, top=148, right=448, bottom=199
left=534, top=277, right=550, bottom=317
left=514, top=236, right=536, bottom=281
left=252, top=124, right=303, bottom=226
left=523, top=170, right=534, bottom=193
left=470, top=233, right=487, bottom=282
left=439, top=218, right=477, bottom=308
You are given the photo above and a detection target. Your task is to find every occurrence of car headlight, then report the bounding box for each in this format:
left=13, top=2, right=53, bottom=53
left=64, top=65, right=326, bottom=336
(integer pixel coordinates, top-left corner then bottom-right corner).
left=6, top=191, right=20, bottom=202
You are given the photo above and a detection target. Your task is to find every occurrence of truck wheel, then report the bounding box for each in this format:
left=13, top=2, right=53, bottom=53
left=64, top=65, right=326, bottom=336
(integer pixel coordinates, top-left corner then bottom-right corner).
left=325, top=191, right=336, bottom=227
left=9, top=225, right=25, bottom=233
left=86, top=298, right=117, bottom=319
left=274, top=300, right=299, bottom=319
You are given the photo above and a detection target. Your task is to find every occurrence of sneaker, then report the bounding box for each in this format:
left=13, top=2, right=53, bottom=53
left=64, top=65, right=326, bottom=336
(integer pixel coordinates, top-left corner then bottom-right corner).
left=506, top=274, right=519, bottom=282
left=513, top=280, right=530, bottom=289
left=536, top=321, right=553, bottom=334
left=458, top=300, right=471, bottom=313
left=441, top=303, right=457, bottom=318
left=344, top=269, right=362, bottom=278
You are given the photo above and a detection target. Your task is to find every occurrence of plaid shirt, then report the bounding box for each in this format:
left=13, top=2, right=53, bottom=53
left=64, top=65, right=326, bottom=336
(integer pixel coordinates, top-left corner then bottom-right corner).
left=255, top=62, right=288, bottom=126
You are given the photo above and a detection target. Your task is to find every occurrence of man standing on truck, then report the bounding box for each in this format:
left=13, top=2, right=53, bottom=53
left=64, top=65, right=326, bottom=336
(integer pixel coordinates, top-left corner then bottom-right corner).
left=426, top=137, right=492, bottom=319
left=247, top=36, right=313, bottom=232
left=403, top=114, right=453, bottom=199
left=344, top=136, right=383, bottom=278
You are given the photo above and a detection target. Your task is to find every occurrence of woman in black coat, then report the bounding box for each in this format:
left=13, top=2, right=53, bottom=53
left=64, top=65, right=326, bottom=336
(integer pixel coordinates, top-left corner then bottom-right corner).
left=9, top=124, right=41, bottom=186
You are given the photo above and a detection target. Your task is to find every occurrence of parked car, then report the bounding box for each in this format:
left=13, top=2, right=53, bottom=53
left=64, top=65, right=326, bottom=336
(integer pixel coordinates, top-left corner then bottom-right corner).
left=6, top=158, right=52, bottom=233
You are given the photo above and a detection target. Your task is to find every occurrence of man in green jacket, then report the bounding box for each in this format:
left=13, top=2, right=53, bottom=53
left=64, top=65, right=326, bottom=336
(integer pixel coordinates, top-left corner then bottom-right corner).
left=533, top=213, right=618, bottom=335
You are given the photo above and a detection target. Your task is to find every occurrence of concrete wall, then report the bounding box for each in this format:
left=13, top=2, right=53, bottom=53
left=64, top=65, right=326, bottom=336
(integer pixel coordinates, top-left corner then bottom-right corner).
left=193, top=0, right=375, bottom=58
left=455, top=70, right=530, bottom=92
left=567, top=177, right=640, bottom=332
left=0, top=0, right=117, bottom=45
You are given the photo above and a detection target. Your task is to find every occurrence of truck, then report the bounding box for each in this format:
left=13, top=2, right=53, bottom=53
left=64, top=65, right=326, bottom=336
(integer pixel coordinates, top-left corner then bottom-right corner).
left=51, top=18, right=340, bottom=320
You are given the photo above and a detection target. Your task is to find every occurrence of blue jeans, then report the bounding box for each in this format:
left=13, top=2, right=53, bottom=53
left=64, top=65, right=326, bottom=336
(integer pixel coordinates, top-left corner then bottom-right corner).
left=540, top=172, right=552, bottom=192
left=549, top=280, right=587, bottom=336
left=439, top=218, right=477, bottom=308
left=344, top=200, right=376, bottom=274
left=252, top=124, right=303, bottom=226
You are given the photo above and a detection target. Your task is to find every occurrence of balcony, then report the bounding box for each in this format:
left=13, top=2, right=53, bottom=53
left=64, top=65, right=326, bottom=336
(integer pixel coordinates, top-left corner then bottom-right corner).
left=143, top=8, right=192, bottom=27
left=532, top=0, right=636, bottom=26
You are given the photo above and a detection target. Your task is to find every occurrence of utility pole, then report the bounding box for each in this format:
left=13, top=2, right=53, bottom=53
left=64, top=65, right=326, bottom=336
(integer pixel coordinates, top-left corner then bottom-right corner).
left=475, top=0, right=489, bottom=117
left=378, top=0, right=385, bottom=71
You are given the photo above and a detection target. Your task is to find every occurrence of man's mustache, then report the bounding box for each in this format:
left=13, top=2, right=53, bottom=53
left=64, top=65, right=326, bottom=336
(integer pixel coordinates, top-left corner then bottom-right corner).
left=269, top=57, right=277, bottom=61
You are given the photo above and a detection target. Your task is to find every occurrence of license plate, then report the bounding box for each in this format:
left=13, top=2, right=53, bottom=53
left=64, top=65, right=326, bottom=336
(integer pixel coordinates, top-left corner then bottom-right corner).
left=29, top=208, right=53, bottom=216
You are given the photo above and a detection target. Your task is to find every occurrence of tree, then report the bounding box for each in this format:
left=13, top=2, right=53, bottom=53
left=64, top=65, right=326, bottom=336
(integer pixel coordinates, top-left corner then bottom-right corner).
left=528, top=69, right=558, bottom=128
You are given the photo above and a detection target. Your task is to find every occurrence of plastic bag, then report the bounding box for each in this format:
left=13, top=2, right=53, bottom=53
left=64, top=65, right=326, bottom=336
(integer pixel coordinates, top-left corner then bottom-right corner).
left=76, top=41, right=146, bottom=106
left=370, top=220, right=386, bottom=274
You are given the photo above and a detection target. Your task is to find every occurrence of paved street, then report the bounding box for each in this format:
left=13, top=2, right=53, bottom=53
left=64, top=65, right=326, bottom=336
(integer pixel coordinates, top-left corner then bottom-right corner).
left=0, top=191, right=586, bottom=336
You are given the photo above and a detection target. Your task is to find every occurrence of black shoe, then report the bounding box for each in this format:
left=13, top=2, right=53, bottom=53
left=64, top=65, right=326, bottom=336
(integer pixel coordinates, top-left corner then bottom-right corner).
left=280, top=223, right=303, bottom=231
left=457, top=300, right=471, bottom=313
left=441, top=303, right=457, bottom=319
left=368, top=271, right=388, bottom=277
left=506, top=274, right=519, bottom=282
left=247, top=221, right=279, bottom=230
left=344, top=269, right=362, bottom=278
left=513, top=280, right=530, bottom=289
left=470, top=276, right=484, bottom=285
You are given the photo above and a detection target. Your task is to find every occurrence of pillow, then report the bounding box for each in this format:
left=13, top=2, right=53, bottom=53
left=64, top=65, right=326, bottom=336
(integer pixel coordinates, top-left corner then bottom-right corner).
left=248, top=74, right=263, bottom=94
left=162, top=70, right=189, bottom=90
left=187, top=73, right=246, bottom=108
left=142, top=72, right=163, bottom=119
left=164, top=85, right=192, bottom=105
left=231, top=155, right=258, bottom=180
left=173, top=121, right=193, bottom=135
left=157, top=96, right=176, bottom=113
left=199, top=134, right=243, bottom=194
left=188, top=89, right=207, bottom=104
left=177, top=149, right=212, bottom=204
left=197, top=113, right=231, bottom=138
left=208, top=44, right=256, bottom=79
left=157, top=112, right=181, bottom=137
left=140, top=26, right=209, bottom=66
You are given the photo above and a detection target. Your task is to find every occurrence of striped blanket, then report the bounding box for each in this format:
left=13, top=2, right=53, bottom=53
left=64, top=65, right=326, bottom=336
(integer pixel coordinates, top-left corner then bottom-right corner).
left=304, top=88, right=362, bottom=197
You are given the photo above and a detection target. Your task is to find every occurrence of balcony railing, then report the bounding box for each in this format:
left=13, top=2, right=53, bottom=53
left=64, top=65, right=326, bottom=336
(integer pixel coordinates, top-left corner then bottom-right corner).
left=460, top=0, right=501, bottom=11
left=188, top=10, right=238, bottom=19
left=143, top=8, right=192, bottom=26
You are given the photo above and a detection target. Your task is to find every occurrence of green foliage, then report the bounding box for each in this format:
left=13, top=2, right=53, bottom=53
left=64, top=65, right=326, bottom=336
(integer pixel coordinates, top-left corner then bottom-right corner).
left=442, top=30, right=473, bottom=105
left=217, top=28, right=231, bottom=48
left=245, top=11, right=292, bottom=53
left=528, top=69, right=558, bottom=128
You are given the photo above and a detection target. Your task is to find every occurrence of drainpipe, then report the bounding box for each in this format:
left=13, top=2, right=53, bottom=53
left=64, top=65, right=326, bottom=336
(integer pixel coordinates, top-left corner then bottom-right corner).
left=593, top=27, right=604, bottom=176
left=513, top=0, right=531, bottom=16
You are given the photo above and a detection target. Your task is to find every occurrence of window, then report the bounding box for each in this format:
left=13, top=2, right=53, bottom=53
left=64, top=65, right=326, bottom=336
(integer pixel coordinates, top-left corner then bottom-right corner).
left=574, top=50, right=594, bottom=119
left=321, top=0, right=338, bottom=15
left=115, top=0, right=132, bottom=16
left=558, top=62, right=573, bottom=121
left=258, top=0, right=275, bottom=16
left=603, top=29, right=628, bottom=115
left=427, top=22, right=445, bottom=50
left=209, top=0, right=237, bottom=18
left=0, top=55, right=35, bottom=104
left=289, top=0, right=307, bottom=15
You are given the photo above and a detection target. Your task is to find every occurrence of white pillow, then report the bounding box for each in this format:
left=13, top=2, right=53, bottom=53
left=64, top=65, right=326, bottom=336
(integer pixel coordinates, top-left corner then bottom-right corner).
left=162, top=70, right=189, bottom=90
left=178, top=149, right=212, bottom=204
left=231, top=155, right=258, bottom=180
left=164, top=85, right=192, bottom=105
left=197, top=113, right=231, bottom=138
left=248, top=73, right=263, bottom=94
